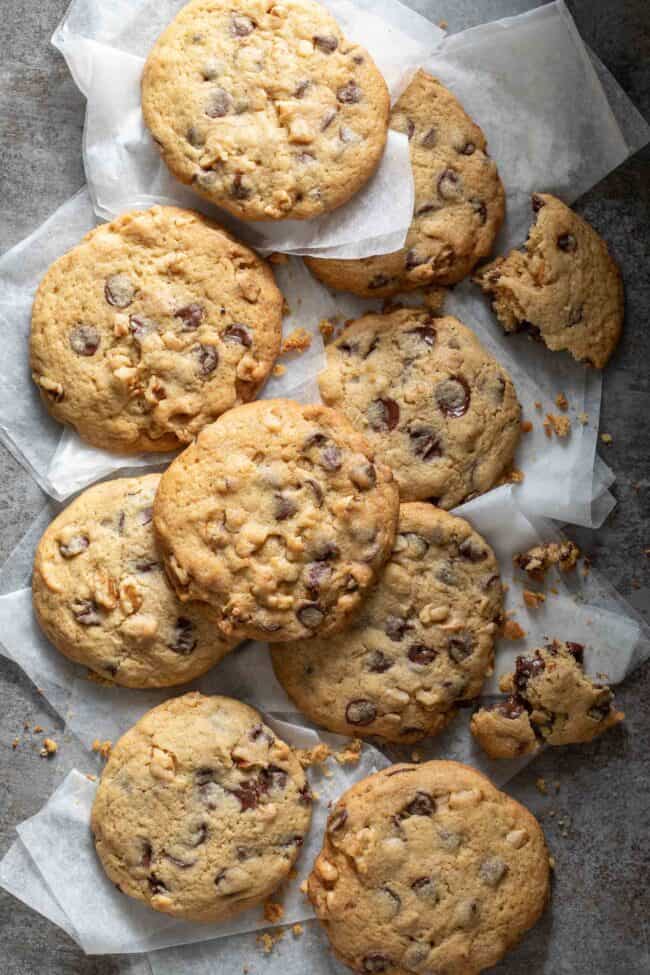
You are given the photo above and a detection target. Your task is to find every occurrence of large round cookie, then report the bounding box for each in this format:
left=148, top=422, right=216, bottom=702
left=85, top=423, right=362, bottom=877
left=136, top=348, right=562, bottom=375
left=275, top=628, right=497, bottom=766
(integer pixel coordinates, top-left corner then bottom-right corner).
left=474, top=193, right=623, bottom=368
left=272, top=504, right=503, bottom=742
left=318, top=309, right=521, bottom=508
left=32, top=475, right=238, bottom=688
left=306, top=70, right=505, bottom=297
left=30, top=206, right=283, bottom=452
left=308, top=761, right=550, bottom=975
left=142, top=0, right=390, bottom=221
left=91, top=693, right=312, bottom=922
left=153, top=398, right=399, bottom=641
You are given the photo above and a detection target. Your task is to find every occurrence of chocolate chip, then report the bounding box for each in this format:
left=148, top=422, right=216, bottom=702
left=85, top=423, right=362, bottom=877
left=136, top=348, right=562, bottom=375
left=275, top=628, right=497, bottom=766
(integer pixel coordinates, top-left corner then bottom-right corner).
left=273, top=493, right=297, bottom=521
left=532, top=193, right=545, bottom=212
left=448, top=632, right=474, bottom=663
left=313, top=34, right=338, bottom=53
left=416, top=203, right=435, bottom=217
left=378, top=886, right=401, bottom=918
left=138, top=506, right=153, bottom=526
left=328, top=808, right=348, bottom=832
left=438, top=169, right=461, bottom=199
left=385, top=616, right=408, bottom=641
left=69, top=325, right=100, bottom=356
left=405, top=249, right=427, bottom=271
left=406, top=119, right=415, bottom=140
left=175, top=303, right=204, bottom=331
left=194, top=344, right=219, bottom=376
left=480, top=856, right=508, bottom=886
left=294, top=79, right=310, bottom=98
left=195, top=767, right=216, bottom=787
left=261, top=765, right=288, bottom=791
left=436, top=376, right=470, bottom=417
left=566, top=642, right=584, bottom=663
left=494, top=695, right=526, bottom=719
left=134, top=559, right=158, bottom=573
left=305, top=479, right=324, bottom=506
left=165, top=851, right=197, bottom=869
left=396, top=532, right=430, bottom=558
left=408, top=424, right=442, bottom=460
left=304, top=433, right=342, bottom=471
left=345, top=699, right=377, bottom=726
left=557, top=233, right=577, bottom=252
left=105, top=274, right=136, bottom=308
left=299, top=783, right=313, bottom=805
left=363, top=956, right=390, bottom=974
left=169, top=618, right=197, bottom=655
left=224, top=323, right=253, bottom=346
left=233, top=776, right=266, bottom=811
left=407, top=324, right=436, bottom=346
left=514, top=653, right=545, bottom=691
left=129, top=315, right=157, bottom=342
left=59, top=535, right=89, bottom=558
left=401, top=791, right=435, bottom=818
left=320, top=109, right=337, bottom=131
left=411, top=876, right=439, bottom=902
left=368, top=273, right=392, bottom=290
left=408, top=644, right=438, bottom=665
left=460, top=141, right=476, bottom=155
left=421, top=127, right=436, bottom=148
left=141, top=840, right=153, bottom=868
left=458, top=537, right=486, bottom=562
left=437, top=562, right=457, bottom=586
left=367, top=650, right=393, bottom=673
left=368, top=397, right=400, bottom=431
left=337, top=81, right=362, bottom=103
left=72, top=599, right=101, bottom=626
left=231, top=14, right=255, bottom=36
left=297, top=603, right=325, bottom=629
left=472, top=199, right=487, bottom=224
left=148, top=873, right=167, bottom=895
left=205, top=87, right=232, bottom=118
left=306, top=561, right=332, bottom=595
left=567, top=306, right=583, bottom=328
left=350, top=462, right=377, bottom=490
left=588, top=697, right=614, bottom=721
left=230, top=174, right=251, bottom=200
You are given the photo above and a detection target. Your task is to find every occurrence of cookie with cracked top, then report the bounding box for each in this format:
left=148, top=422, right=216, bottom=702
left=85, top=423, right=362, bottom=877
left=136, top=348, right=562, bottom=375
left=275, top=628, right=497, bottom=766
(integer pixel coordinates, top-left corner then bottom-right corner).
left=153, top=398, right=399, bottom=642
left=142, top=0, right=390, bottom=220
left=305, top=70, right=505, bottom=297
left=30, top=206, right=283, bottom=452
left=471, top=640, right=624, bottom=759
left=308, top=760, right=550, bottom=975
left=272, top=503, right=503, bottom=742
left=318, top=308, right=521, bottom=508
left=474, top=193, right=623, bottom=368
left=91, top=693, right=312, bottom=921
left=32, top=474, right=239, bottom=688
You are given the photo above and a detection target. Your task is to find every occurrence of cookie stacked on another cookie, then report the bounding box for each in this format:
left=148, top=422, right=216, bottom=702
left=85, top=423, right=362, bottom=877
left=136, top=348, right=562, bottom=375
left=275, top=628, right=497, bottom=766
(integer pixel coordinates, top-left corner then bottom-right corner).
left=306, top=70, right=505, bottom=297
left=142, top=0, right=390, bottom=220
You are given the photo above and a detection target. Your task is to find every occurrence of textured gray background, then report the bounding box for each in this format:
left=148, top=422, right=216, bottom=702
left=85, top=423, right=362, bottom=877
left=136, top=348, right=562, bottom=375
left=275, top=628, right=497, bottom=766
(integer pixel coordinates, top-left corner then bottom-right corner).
left=0, top=1, right=648, bottom=972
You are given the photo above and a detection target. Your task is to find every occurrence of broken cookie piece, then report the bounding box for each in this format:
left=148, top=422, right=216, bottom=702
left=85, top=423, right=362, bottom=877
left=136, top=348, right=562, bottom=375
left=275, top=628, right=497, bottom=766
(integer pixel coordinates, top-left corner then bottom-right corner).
left=514, top=539, right=580, bottom=579
left=471, top=641, right=624, bottom=758
left=474, top=194, right=623, bottom=368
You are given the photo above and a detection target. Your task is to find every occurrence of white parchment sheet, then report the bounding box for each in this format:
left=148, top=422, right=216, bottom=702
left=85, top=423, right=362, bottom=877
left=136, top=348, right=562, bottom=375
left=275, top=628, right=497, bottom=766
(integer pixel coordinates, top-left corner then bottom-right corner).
left=50, top=0, right=449, bottom=259
left=0, top=482, right=648, bottom=960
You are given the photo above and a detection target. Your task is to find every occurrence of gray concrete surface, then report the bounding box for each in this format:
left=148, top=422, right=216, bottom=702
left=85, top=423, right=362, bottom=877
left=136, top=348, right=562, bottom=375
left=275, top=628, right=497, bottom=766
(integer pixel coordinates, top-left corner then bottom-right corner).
left=0, top=1, right=648, bottom=973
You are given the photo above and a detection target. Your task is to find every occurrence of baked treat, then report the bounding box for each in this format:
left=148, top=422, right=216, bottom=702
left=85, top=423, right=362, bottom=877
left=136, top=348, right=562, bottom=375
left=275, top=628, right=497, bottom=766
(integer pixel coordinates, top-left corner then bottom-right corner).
left=318, top=308, right=521, bottom=508
left=153, top=399, right=399, bottom=641
left=471, top=641, right=624, bottom=759
left=30, top=206, right=283, bottom=452
left=308, top=760, right=550, bottom=975
left=474, top=194, right=623, bottom=368
left=141, top=0, right=390, bottom=221
left=91, top=693, right=312, bottom=921
left=305, top=70, right=505, bottom=297
left=514, top=539, right=580, bottom=579
left=271, top=504, right=503, bottom=742
left=32, top=475, right=238, bottom=688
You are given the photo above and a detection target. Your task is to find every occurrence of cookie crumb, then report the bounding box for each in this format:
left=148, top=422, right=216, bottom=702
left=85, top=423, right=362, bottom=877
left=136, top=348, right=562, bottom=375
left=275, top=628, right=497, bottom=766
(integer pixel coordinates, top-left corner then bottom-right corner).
left=33, top=725, right=44, bottom=734
left=257, top=930, right=285, bottom=954
left=267, top=252, right=289, bottom=265
left=40, top=738, right=58, bottom=757
left=297, top=743, right=331, bottom=768
left=521, top=420, right=533, bottom=434
left=507, top=468, right=525, bottom=484
left=549, top=855, right=556, bottom=870
left=577, top=411, right=589, bottom=426
left=545, top=413, right=571, bottom=438
left=534, top=400, right=542, bottom=411
left=263, top=899, right=285, bottom=924
left=515, top=540, right=580, bottom=579
left=12, top=738, right=19, bottom=750
left=334, top=738, right=362, bottom=765
left=438, top=19, right=448, bottom=29
left=523, top=590, right=546, bottom=609
left=535, top=777, right=548, bottom=795
left=92, top=739, right=112, bottom=759
left=502, top=619, right=526, bottom=640
left=292, top=923, right=304, bottom=938
left=280, top=327, right=312, bottom=357
left=318, top=317, right=337, bottom=342
left=555, top=392, right=569, bottom=411
left=600, top=432, right=613, bottom=444
left=300, top=878, right=309, bottom=895
left=272, top=364, right=286, bottom=377
left=85, top=773, right=97, bottom=782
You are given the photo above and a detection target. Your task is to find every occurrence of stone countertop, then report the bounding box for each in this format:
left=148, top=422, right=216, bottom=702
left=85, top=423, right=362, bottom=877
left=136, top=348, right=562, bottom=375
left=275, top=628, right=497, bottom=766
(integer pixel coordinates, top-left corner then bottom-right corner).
left=0, top=1, right=648, bottom=973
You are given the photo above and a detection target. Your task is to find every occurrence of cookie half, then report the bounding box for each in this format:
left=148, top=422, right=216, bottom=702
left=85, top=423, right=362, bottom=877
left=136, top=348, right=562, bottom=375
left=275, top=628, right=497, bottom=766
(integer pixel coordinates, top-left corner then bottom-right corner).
left=272, top=504, right=503, bottom=743
left=32, top=475, right=238, bottom=688
left=308, top=760, right=550, bottom=975
left=30, top=206, right=283, bottom=452
left=305, top=70, right=505, bottom=297
left=318, top=308, right=522, bottom=508
left=153, top=398, right=399, bottom=641
left=91, top=693, right=312, bottom=922
left=474, top=193, right=623, bottom=368
left=142, top=0, right=390, bottom=221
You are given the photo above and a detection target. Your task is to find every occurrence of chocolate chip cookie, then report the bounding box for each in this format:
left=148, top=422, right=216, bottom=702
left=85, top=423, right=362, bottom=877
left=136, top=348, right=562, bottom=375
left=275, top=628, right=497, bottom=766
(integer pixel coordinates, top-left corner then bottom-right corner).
left=471, top=641, right=624, bottom=759
left=308, top=760, right=550, bottom=975
left=30, top=206, right=283, bottom=452
left=142, top=0, right=390, bottom=221
left=153, top=398, right=399, bottom=642
left=318, top=309, right=522, bottom=508
left=32, top=475, right=238, bottom=688
left=91, top=693, right=312, bottom=921
left=272, top=504, right=503, bottom=743
left=305, top=70, right=505, bottom=297
left=474, top=193, right=624, bottom=368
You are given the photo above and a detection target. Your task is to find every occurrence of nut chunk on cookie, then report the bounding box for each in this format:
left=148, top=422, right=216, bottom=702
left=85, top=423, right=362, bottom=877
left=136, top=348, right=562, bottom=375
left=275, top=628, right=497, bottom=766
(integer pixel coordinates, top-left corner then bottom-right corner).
left=91, top=694, right=312, bottom=922
left=153, top=399, right=399, bottom=642
left=308, top=760, right=550, bottom=975
left=272, top=504, right=503, bottom=743
left=318, top=308, right=521, bottom=508
left=142, top=0, right=390, bottom=221
left=306, top=69, right=505, bottom=297
left=30, top=206, right=283, bottom=453
left=471, top=641, right=624, bottom=759
left=32, top=475, right=239, bottom=688
left=474, top=194, right=623, bottom=368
